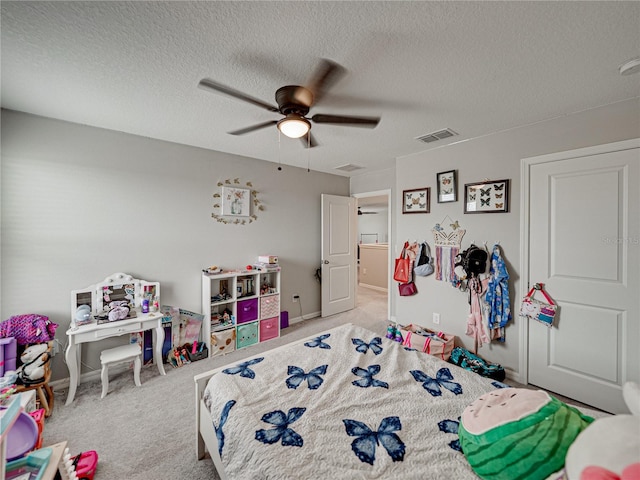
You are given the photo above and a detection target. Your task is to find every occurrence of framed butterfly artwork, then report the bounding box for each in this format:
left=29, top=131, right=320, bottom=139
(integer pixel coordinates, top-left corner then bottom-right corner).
left=402, top=187, right=430, bottom=214
left=464, top=179, right=510, bottom=214
left=436, top=170, right=457, bottom=203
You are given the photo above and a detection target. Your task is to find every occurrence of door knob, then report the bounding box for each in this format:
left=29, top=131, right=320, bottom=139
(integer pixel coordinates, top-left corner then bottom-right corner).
left=323, top=260, right=329, bottom=264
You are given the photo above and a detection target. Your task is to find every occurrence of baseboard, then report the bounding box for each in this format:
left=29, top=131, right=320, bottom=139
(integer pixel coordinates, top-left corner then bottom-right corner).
left=358, top=283, right=388, bottom=293
left=288, top=311, right=321, bottom=325
left=50, top=363, right=130, bottom=391
left=504, top=367, right=523, bottom=384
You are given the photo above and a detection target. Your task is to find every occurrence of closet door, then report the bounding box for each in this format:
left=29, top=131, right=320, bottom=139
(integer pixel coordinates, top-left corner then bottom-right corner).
left=525, top=139, right=639, bottom=414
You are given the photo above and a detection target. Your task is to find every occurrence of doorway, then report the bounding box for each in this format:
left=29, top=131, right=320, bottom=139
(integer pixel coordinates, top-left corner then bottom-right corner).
left=354, top=190, right=391, bottom=322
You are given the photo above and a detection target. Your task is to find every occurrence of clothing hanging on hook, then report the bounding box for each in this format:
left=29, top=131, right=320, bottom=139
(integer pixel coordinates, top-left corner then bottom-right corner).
left=484, top=243, right=512, bottom=342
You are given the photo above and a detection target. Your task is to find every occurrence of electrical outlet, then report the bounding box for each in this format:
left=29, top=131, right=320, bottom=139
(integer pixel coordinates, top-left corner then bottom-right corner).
left=292, top=294, right=300, bottom=303
left=362, top=267, right=367, bottom=274
left=432, top=312, right=440, bottom=325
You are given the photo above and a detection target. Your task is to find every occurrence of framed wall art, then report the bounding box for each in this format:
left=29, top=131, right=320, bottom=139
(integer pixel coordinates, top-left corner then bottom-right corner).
left=464, top=179, right=510, bottom=214
left=221, top=186, right=250, bottom=217
left=402, top=187, right=430, bottom=214
left=437, top=170, right=457, bottom=203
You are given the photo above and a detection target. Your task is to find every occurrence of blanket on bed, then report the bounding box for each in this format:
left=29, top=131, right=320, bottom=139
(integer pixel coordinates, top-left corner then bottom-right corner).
left=203, top=323, right=507, bottom=479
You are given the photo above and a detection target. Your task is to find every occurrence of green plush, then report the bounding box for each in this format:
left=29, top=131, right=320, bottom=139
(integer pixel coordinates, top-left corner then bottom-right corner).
left=458, top=388, right=594, bottom=480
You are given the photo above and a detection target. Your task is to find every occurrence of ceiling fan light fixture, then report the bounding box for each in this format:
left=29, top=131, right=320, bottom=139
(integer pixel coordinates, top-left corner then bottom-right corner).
left=277, top=114, right=311, bottom=138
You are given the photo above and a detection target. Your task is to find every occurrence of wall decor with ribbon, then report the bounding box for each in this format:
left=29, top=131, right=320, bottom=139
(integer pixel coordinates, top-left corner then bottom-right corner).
left=432, top=216, right=465, bottom=285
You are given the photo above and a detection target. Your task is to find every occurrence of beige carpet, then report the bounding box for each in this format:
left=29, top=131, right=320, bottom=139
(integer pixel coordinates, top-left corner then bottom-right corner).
left=43, top=286, right=389, bottom=479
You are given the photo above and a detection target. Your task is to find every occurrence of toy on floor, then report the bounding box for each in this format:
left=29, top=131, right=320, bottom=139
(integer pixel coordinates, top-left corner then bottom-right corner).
left=564, top=381, right=640, bottom=480
left=17, top=343, right=50, bottom=384
left=70, top=450, right=98, bottom=480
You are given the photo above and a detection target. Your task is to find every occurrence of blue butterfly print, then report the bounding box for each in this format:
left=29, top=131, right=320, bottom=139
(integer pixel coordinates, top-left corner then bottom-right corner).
left=403, top=346, right=416, bottom=352
left=342, top=416, right=405, bottom=465
left=410, top=368, right=463, bottom=396
left=351, top=365, right=389, bottom=389
left=286, top=365, right=328, bottom=390
left=222, top=357, right=265, bottom=379
left=255, top=407, right=306, bottom=447
left=304, top=333, right=331, bottom=349
left=480, top=187, right=492, bottom=196
left=438, top=418, right=462, bottom=452
left=491, top=381, right=510, bottom=389
left=481, top=198, right=491, bottom=206
left=352, top=337, right=383, bottom=355
left=213, top=400, right=236, bottom=456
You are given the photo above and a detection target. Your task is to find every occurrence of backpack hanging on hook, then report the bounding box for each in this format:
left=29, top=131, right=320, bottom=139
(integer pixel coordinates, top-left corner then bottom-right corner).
left=454, top=244, right=488, bottom=280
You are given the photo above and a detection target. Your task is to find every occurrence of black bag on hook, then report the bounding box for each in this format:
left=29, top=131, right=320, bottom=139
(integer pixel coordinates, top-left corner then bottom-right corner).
left=454, top=244, right=488, bottom=279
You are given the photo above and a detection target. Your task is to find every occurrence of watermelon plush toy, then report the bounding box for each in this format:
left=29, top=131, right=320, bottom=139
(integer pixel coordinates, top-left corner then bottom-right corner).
left=458, top=388, right=594, bottom=480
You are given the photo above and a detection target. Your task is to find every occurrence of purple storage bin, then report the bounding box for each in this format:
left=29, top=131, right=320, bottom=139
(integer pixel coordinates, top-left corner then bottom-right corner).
left=236, top=298, right=258, bottom=324
left=280, top=311, right=289, bottom=329
left=0, top=337, right=18, bottom=377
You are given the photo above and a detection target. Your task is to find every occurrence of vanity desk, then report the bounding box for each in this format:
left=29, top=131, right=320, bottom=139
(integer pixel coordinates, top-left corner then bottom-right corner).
left=65, top=273, right=166, bottom=405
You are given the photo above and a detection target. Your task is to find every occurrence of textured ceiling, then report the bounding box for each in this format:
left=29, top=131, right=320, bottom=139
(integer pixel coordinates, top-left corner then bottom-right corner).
left=2, top=1, right=639, bottom=177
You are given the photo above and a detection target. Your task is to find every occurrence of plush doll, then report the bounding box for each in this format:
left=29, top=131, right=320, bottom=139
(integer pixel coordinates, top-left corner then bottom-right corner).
left=458, top=388, right=594, bottom=480
left=564, top=381, right=640, bottom=480
left=17, top=343, right=50, bottom=384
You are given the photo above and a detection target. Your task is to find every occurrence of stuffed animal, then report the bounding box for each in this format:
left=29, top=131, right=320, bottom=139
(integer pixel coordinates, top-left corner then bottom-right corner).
left=564, top=381, right=640, bottom=480
left=458, top=388, right=594, bottom=480
left=17, top=343, right=50, bottom=384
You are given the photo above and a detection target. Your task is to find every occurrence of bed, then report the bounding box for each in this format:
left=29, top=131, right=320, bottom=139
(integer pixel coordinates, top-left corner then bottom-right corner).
left=194, top=322, right=516, bottom=479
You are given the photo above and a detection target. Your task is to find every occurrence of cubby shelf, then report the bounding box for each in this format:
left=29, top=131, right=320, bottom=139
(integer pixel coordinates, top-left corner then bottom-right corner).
left=201, top=268, right=280, bottom=356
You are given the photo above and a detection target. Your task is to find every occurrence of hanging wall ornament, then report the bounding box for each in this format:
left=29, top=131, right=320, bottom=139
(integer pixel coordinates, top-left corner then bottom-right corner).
left=432, top=216, right=466, bottom=286
left=211, top=179, right=264, bottom=225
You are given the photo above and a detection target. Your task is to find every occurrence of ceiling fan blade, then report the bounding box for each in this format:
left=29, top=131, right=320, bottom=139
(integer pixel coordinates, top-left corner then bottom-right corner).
left=304, top=59, right=346, bottom=106
left=299, top=132, right=318, bottom=148
left=228, top=120, right=278, bottom=136
left=311, top=114, right=380, bottom=128
left=198, top=78, right=279, bottom=112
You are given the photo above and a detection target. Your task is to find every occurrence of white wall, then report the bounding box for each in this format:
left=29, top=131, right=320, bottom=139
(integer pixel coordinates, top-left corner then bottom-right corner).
left=0, top=109, right=349, bottom=380
left=392, top=98, right=640, bottom=379
left=358, top=211, right=388, bottom=244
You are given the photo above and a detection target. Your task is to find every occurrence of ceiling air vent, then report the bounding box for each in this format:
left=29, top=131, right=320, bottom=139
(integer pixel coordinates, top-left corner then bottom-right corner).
left=335, top=163, right=364, bottom=172
left=416, top=128, right=458, bottom=144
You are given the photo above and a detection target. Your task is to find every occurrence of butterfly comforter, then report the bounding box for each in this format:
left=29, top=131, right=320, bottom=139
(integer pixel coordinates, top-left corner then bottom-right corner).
left=203, top=323, right=505, bottom=479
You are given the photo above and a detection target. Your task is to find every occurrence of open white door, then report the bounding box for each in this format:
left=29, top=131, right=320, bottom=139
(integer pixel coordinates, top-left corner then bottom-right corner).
left=524, top=139, right=639, bottom=414
left=321, top=194, right=356, bottom=317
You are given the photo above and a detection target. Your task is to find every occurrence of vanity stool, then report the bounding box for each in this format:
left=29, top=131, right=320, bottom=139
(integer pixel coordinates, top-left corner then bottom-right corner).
left=100, top=343, right=142, bottom=399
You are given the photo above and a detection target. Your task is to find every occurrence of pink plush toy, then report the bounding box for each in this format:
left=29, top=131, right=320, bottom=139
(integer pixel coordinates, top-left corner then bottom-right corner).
left=565, top=382, right=640, bottom=480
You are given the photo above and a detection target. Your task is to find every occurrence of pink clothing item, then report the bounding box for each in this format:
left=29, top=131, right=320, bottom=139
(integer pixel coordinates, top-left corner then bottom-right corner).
left=465, top=277, right=491, bottom=348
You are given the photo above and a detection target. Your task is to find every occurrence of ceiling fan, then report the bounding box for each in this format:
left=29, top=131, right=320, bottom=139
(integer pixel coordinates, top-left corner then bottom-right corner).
left=198, top=59, right=381, bottom=148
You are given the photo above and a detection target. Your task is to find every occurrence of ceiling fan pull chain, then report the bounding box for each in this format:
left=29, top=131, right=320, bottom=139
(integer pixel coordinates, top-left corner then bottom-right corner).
left=277, top=130, right=283, bottom=171
left=307, top=133, right=311, bottom=172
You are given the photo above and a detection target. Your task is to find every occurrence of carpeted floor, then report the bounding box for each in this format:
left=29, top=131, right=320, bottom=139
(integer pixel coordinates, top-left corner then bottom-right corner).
left=43, top=286, right=389, bottom=479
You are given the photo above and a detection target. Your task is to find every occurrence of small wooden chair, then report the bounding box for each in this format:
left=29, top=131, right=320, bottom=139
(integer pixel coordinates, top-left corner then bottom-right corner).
left=14, top=342, right=54, bottom=417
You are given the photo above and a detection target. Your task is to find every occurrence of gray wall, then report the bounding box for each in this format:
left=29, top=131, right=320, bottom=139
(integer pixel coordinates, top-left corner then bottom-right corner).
left=391, top=98, right=640, bottom=380
left=1, top=109, right=349, bottom=381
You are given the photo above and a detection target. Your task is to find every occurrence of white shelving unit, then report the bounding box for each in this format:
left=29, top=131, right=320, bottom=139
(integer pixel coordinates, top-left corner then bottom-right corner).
left=201, top=268, right=280, bottom=356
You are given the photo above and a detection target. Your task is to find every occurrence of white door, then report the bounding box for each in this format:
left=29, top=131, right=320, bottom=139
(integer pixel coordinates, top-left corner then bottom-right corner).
left=321, top=194, right=357, bottom=317
left=525, top=139, right=639, bottom=414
